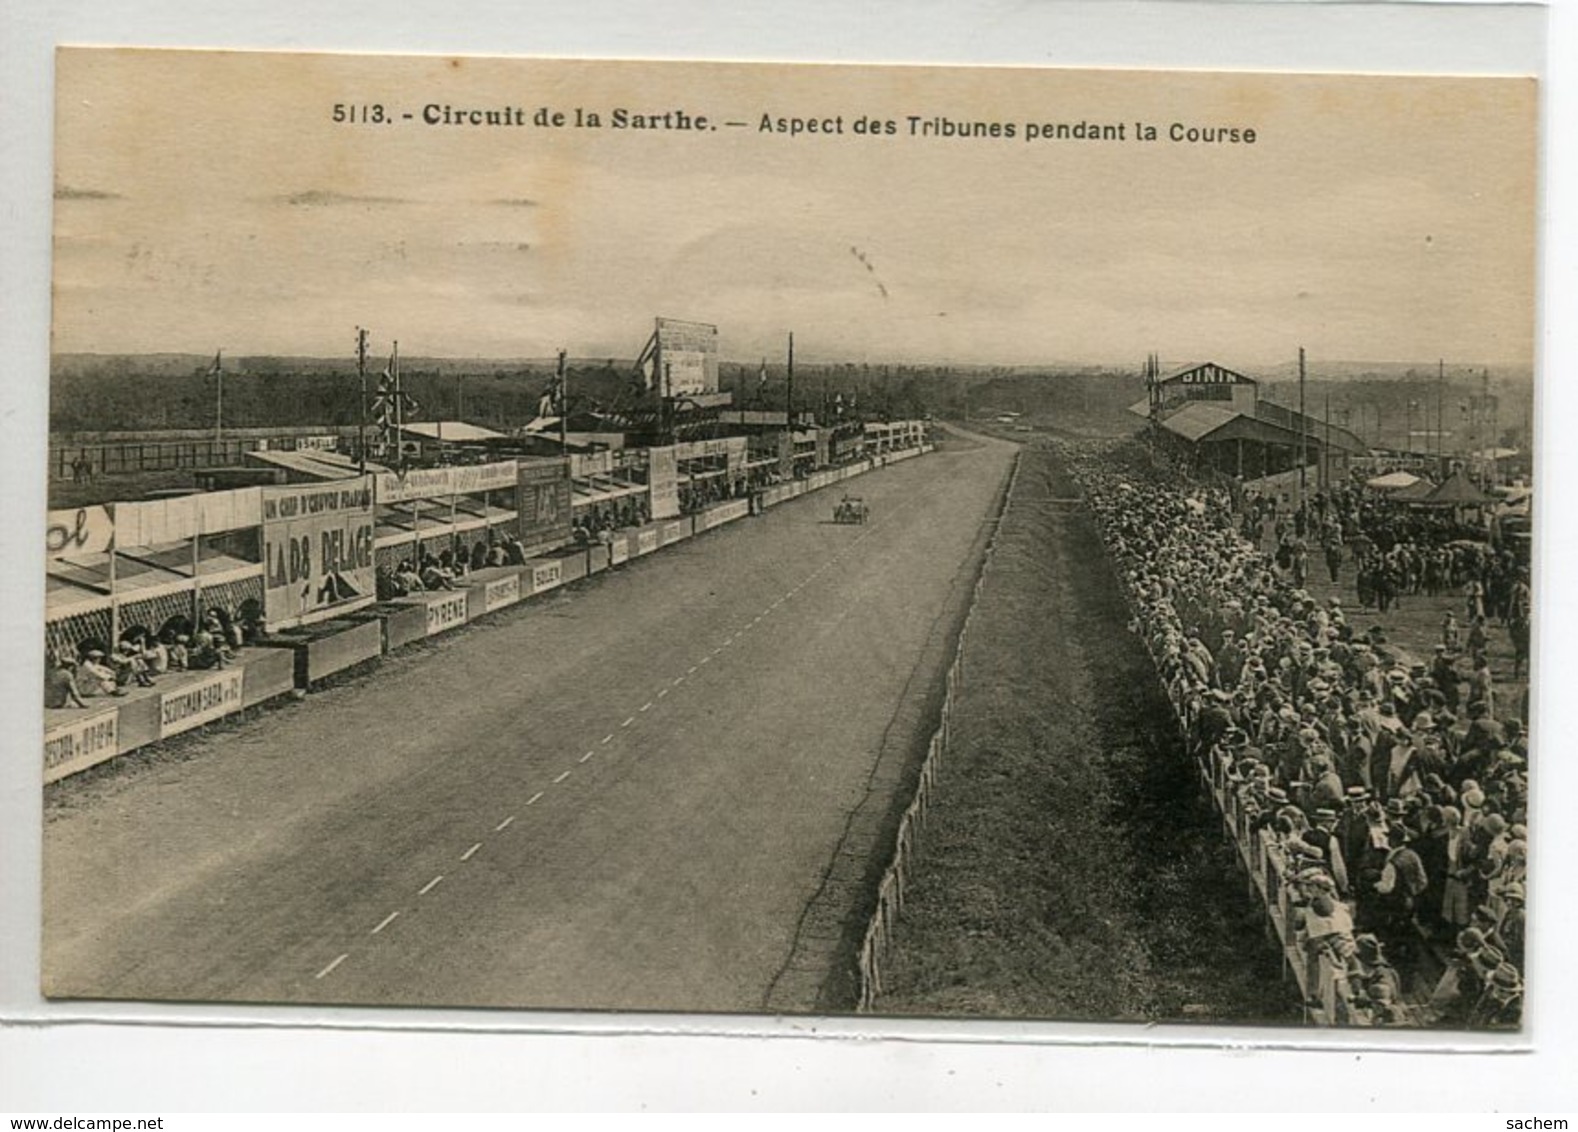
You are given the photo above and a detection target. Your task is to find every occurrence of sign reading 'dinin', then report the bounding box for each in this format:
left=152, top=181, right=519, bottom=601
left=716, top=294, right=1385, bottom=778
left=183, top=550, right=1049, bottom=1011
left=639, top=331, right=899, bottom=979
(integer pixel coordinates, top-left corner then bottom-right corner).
left=44, top=709, right=120, bottom=783
left=1174, top=363, right=1251, bottom=386
left=160, top=669, right=245, bottom=738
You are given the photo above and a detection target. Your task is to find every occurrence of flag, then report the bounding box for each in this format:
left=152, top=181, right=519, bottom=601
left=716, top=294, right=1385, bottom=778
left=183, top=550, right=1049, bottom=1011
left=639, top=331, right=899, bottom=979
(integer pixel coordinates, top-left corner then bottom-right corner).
left=372, top=353, right=418, bottom=442
left=630, top=331, right=658, bottom=394
left=758, top=358, right=768, bottom=388
left=539, top=350, right=566, bottom=419
left=210, top=350, right=223, bottom=377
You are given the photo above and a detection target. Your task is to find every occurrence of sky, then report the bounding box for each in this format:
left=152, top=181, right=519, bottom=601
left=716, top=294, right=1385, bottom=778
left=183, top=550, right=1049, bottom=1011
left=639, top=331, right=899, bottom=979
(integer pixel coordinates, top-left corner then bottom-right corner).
left=51, top=50, right=1539, bottom=368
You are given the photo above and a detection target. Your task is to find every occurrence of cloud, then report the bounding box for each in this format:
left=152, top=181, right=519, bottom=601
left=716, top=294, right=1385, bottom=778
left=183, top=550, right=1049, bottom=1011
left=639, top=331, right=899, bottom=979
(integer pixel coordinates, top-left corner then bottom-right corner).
left=55, top=184, right=121, bottom=201
left=278, top=190, right=406, bottom=207
left=488, top=197, right=539, bottom=208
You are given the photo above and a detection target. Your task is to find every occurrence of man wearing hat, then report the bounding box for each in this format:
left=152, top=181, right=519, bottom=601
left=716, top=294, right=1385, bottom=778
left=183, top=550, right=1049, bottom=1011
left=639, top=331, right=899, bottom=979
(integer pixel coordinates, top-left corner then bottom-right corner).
left=1496, top=882, right=1526, bottom=968
left=1372, top=825, right=1428, bottom=966
left=1470, top=963, right=1524, bottom=1030
left=1428, top=927, right=1491, bottom=1027
left=1302, top=807, right=1350, bottom=895
left=76, top=648, right=119, bottom=697
left=1431, top=644, right=1462, bottom=712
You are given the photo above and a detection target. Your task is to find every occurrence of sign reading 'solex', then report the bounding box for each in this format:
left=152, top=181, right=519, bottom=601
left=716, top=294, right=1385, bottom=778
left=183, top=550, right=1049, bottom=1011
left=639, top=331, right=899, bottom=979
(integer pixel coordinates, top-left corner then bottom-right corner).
left=261, top=478, right=376, bottom=629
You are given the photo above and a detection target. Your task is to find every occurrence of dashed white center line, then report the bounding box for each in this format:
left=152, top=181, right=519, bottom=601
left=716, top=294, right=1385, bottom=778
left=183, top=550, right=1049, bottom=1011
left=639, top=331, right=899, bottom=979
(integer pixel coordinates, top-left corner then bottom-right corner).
left=640, top=701, right=653, bottom=712
left=495, top=815, right=516, bottom=831
left=419, top=875, right=444, bottom=896
left=657, top=687, right=669, bottom=699
left=621, top=716, right=635, bottom=728
left=687, top=665, right=698, bottom=675
left=673, top=675, right=686, bottom=685
left=601, top=734, right=614, bottom=745
left=461, top=843, right=482, bottom=862
left=526, top=791, right=544, bottom=806
left=699, top=655, right=711, bottom=665
left=315, top=953, right=348, bottom=979
left=371, top=911, right=400, bottom=935
left=554, top=770, right=571, bottom=784
left=579, top=750, right=594, bottom=763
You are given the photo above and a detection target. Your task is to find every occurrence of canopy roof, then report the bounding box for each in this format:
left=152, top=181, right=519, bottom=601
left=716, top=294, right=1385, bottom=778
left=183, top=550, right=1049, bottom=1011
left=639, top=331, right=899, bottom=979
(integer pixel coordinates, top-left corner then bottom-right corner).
left=1366, top=470, right=1422, bottom=490
left=1422, top=471, right=1495, bottom=507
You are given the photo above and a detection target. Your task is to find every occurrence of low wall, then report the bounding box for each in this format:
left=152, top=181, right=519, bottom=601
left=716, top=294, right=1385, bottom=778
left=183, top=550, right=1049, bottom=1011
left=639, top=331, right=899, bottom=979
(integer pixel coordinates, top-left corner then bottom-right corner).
left=261, top=618, right=385, bottom=687
left=44, top=647, right=293, bottom=784
left=47, top=442, right=933, bottom=783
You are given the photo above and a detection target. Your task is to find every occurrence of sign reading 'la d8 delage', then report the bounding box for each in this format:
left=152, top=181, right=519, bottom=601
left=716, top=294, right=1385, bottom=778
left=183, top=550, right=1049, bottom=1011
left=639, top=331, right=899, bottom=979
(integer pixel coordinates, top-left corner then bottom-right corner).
left=261, top=478, right=376, bottom=629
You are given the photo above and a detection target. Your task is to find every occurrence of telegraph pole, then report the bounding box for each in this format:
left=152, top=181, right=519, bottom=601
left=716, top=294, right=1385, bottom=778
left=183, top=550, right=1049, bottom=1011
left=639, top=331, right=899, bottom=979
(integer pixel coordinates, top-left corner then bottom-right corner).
left=1297, top=346, right=1307, bottom=505
left=557, top=348, right=568, bottom=455
left=1437, top=358, right=1445, bottom=466
left=213, top=349, right=224, bottom=442
left=1323, top=392, right=1331, bottom=490
left=786, top=331, right=796, bottom=429
left=356, top=328, right=368, bottom=472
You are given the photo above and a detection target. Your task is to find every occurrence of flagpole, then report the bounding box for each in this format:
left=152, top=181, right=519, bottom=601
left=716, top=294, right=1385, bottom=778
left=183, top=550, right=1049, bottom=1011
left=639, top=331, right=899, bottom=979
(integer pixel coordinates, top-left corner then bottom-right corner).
left=787, top=332, right=795, bottom=430
left=356, top=328, right=368, bottom=474
left=393, top=340, right=403, bottom=471
left=213, top=349, right=223, bottom=443
left=558, top=348, right=568, bottom=455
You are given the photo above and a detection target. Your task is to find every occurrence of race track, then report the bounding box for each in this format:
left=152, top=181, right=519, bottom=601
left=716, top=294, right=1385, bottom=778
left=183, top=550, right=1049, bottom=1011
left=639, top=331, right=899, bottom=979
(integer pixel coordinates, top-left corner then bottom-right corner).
left=43, top=431, right=1016, bottom=1013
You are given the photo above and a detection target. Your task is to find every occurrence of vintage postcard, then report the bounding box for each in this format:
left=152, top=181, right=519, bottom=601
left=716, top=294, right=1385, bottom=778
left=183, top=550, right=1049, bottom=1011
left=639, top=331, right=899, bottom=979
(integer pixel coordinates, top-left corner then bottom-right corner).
left=42, top=49, right=1537, bottom=1035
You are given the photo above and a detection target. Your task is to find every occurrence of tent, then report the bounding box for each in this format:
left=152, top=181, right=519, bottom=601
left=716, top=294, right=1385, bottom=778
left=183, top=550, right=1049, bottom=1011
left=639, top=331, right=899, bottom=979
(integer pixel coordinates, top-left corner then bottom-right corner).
left=1390, top=477, right=1438, bottom=503
left=1366, top=470, right=1422, bottom=491
left=1421, top=471, right=1495, bottom=507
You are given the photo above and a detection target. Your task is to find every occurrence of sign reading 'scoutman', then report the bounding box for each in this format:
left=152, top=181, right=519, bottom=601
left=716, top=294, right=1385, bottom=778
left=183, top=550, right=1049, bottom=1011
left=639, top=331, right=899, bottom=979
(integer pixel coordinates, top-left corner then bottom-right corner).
left=159, top=670, right=245, bottom=738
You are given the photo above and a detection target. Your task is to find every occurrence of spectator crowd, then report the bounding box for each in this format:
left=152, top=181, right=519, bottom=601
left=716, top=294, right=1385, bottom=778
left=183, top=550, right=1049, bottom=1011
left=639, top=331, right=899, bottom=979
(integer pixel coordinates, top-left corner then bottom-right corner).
left=1058, top=438, right=1529, bottom=1029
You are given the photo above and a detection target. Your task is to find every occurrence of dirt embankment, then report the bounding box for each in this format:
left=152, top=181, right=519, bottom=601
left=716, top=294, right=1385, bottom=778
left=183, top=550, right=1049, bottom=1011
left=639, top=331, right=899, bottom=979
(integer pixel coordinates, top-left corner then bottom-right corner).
left=876, top=442, right=1297, bottom=1024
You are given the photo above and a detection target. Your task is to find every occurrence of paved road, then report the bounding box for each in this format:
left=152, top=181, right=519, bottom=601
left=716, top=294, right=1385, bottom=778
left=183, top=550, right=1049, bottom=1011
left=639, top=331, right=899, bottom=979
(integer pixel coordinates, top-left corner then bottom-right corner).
left=44, top=431, right=1016, bottom=1013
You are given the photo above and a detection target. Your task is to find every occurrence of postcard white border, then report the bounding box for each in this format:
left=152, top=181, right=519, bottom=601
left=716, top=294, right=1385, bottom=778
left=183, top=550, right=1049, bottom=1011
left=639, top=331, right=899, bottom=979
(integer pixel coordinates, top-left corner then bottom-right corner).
left=3, top=0, right=1574, bottom=1112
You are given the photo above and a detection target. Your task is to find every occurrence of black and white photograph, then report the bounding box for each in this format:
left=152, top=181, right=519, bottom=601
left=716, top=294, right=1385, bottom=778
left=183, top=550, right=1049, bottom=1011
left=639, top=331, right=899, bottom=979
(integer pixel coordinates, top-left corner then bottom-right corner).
left=35, top=44, right=1543, bottom=1044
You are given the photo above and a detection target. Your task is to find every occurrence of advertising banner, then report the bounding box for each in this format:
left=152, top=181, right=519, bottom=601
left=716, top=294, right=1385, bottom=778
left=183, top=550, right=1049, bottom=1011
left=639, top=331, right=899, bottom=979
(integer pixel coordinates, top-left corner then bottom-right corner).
left=483, top=573, right=521, bottom=612
left=655, top=318, right=719, bottom=397
left=159, top=669, right=245, bottom=738
left=663, top=520, right=688, bottom=546
left=648, top=445, right=680, bottom=520
left=777, top=430, right=795, bottom=479
left=516, top=458, right=573, bottom=552
left=46, top=505, right=115, bottom=558
left=725, top=436, right=748, bottom=483
left=815, top=429, right=831, bottom=468
left=530, top=559, right=563, bottom=594
left=44, top=709, right=119, bottom=784
left=377, top=461, right=517, bottom=504
left=636, top=529, right=659, bottom=556
left=426, top=592, right=469, bottom=635
left=261, top=478, right=376, bottom=629
left=611, top=538, right=630, bottom=565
